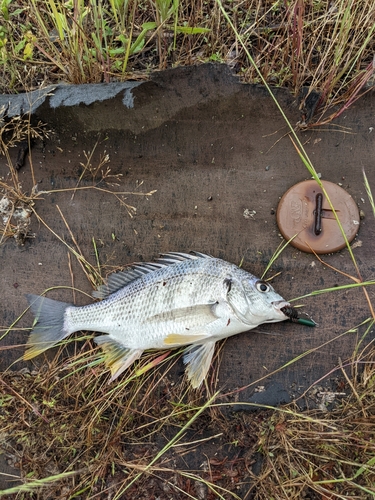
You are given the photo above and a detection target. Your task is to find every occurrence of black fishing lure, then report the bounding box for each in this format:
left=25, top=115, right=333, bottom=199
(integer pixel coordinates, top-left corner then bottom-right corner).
left=281, top=305, right=316, bottom=327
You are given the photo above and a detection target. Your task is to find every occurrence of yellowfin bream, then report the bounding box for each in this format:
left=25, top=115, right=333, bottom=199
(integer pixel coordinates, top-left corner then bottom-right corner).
left=25, top=252, right=294, bottom=387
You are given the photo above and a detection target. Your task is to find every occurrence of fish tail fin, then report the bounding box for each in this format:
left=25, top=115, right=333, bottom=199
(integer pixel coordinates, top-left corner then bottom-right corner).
left=95, top=335, right=143, bottom=382
left=24, top=294, right=73, bottom=360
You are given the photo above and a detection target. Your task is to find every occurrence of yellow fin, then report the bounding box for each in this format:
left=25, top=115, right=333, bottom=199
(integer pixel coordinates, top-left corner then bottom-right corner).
left=163, top=333, right=210, bottom=346
left=183, top=342, right=216, bottom=388
left=94, top=335, right=142, bottom=381
left=24, top=294, right=72, bottom=360
left=23, top=341, right=49, bottom=360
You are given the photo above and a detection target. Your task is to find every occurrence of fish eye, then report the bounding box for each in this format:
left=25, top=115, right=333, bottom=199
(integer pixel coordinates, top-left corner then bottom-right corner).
left=256, top=281, right=270, bottom=293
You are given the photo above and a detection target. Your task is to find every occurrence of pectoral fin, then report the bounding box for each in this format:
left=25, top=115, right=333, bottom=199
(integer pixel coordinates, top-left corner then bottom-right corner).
left=94, top=335, right=142, bottom=382
left=148, top=303, right=218, bottom=325
left=183, top=341, right=216, bottom=388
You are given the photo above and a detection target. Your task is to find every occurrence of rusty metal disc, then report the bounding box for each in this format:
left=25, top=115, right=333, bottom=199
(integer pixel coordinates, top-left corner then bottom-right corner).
left=276, top=180, right=360, bottom=254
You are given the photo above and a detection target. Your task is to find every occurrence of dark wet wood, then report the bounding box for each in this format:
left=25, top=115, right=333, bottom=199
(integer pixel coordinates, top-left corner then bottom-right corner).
left=1, top=64, right=374, bottom=410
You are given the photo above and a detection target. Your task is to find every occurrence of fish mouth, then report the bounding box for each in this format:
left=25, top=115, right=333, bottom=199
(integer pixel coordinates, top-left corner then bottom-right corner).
left=274, top=301, right=317, bottom=327
left=272, top=300, right=297, bottom=319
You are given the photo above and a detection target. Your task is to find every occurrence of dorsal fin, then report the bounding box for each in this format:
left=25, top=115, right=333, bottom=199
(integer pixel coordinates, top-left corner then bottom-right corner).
left=92, top=251, right=212, bottom=299
left=92, top=265, right=162, bottom=299
left=156, top=251, right=211, bottom=264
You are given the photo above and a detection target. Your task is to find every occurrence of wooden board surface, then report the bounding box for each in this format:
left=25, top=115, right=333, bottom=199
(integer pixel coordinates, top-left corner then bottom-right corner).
left=1, top=64, right=375, bottom=408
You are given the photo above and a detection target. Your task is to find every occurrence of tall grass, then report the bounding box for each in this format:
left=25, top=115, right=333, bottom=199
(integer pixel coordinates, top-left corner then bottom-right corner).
left=0, top=0, right=210, bottom=90
left=1, top=0, right=374, bottom=125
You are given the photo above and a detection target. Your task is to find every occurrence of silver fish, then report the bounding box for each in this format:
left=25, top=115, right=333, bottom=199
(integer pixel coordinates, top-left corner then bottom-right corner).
left=25, top=252, right=292, bottom=388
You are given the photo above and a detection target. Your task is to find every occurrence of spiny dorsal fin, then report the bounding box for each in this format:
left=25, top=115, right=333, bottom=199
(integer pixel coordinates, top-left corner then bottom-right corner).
left=156, top=251, right=211, bottom=264
left=93, top=264, right=163, bottom=299
left=93, top=251, right=212, bottom=299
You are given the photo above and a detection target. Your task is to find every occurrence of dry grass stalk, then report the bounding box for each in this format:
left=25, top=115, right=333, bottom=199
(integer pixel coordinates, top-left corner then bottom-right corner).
left=0, top=346, right=230, bottom=498
left=249, top=344, right=375, bottom=500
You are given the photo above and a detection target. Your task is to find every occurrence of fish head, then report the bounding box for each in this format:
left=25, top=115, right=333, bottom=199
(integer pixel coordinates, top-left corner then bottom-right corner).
left=227, top=276, right=290, bottom=327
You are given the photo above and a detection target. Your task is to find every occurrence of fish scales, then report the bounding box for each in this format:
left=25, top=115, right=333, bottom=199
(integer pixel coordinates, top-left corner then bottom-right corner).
left=68, top=257, right=232, bottom=346
left=24, top=252, right=294, bottom=388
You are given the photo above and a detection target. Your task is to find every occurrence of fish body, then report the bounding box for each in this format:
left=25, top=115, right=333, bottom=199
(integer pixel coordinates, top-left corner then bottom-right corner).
left=25, top=252, right=291, bottom=387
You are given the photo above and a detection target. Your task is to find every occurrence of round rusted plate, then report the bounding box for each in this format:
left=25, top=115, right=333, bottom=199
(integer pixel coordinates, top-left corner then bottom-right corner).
left=276, top=180, right=360, bottom=254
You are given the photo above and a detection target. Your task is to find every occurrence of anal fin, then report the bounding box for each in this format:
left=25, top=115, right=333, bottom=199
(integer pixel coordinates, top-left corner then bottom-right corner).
left=183, top=341, right=216, bottom=389
left=94, top=335, right=142, bottom=382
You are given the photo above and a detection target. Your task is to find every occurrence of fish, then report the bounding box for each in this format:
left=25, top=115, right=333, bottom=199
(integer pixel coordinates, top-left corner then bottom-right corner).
left=24, top=252, right=298, bottom=388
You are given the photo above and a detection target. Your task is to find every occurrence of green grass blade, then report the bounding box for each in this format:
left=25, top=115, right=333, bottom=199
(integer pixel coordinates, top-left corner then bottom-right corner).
left=215, top=0, right=363, bottom=282
left=363, top=169, right=375, bottom=218
left=0, top=471, right=77, bottom=497
left=47, top=0, right=65, bottom=41
left=112, top=391, right=219, bottom=498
